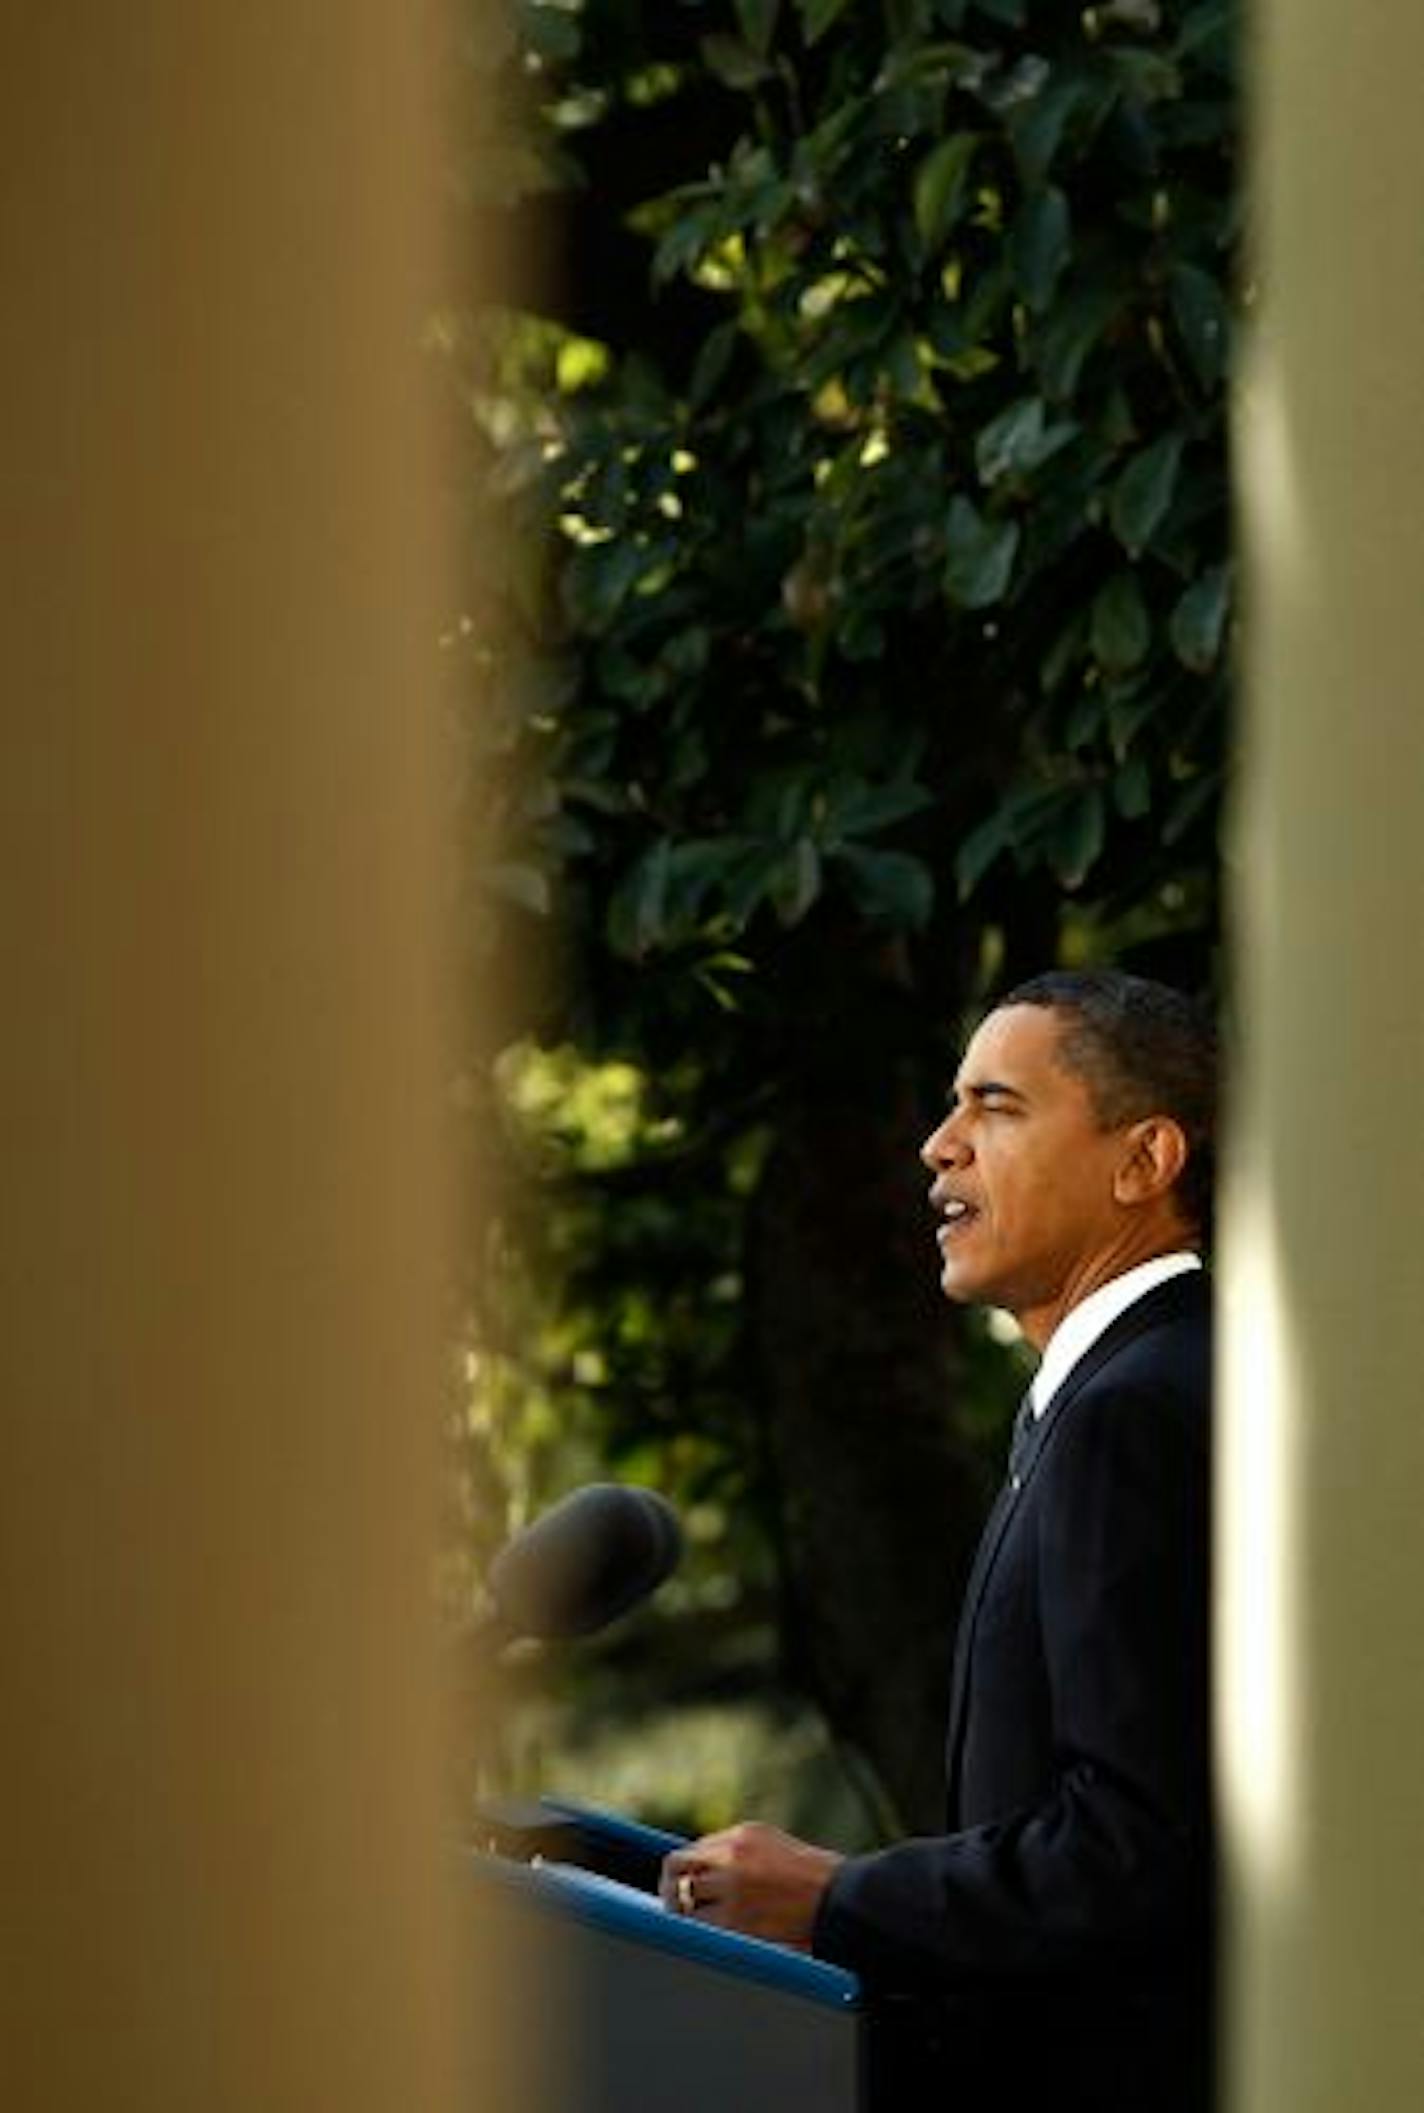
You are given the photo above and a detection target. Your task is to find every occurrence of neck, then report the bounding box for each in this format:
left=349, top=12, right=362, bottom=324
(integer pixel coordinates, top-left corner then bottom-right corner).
left=1016, top=1231, right=1197, bottom=1353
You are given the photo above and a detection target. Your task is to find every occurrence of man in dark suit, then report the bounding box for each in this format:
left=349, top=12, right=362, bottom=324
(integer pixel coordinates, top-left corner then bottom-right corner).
left=660, top=970, right=1216, bottom=2111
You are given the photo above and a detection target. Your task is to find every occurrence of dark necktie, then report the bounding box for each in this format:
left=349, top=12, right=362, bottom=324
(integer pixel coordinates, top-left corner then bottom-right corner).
left=1008, top=1388, right=1037, bottom=1486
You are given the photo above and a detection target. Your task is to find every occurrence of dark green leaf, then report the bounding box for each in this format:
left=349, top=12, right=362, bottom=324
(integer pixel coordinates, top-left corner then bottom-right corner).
left=833, top=845, right=934, bottom=927
left=1163, top=772, right=1218, bottom=844
left=562, top=539, right=646, bottom=632
left=598, top=643, right=659, bottom=704
left=663, top=626, right=711, bottom=679
left=1043, top=617, right=1087, bottom=698
left=721, top=842, right=784, bottom=925
left=883, top=329, right=923, bottom=397
left=943, top=495, right=1020, bottom=608
left=689, top=320, right=739, bottom=409
left=955, top=808, right=1014, bottom=897
left=976, top=396, right=1079, bottom=485
left=929, top=262, right=1012, bottom=360
left=1030, top=286, right=1121, bottom=400
left=1010, top=74, right=1096, bottom=184
left=651, top=202, right=721, bottom=287
left=1105, top=685, right=1157, bottom=760
left=1099, top=385, right=1138, bottom=448
left=982, top=54, right=1052, bottom=115
left=517, top=0, right=580, bottom=64
left=546, top=813, right=597, bottom=858
left=829, top=778, right=936, bottom=837
left=1106, top=47, right=1183, bottom=105
left=1109, top=431, right=1185, bottom=555
left=838, top=608, right=888, bottom=661
left=1175, top=0, right=1233, bottom=69
left=1169, top=262, right=1230, bottom=387
left=971, top=0, right=1026, bottom=24
left=1170, top=564, right=1231, bottom=671
left=668, top=727, right=709, bottom=789
left=1091, top=571, right=1151, bottom=673
left=885, top=0, right=932, bottom=38
left=607, top=839, right=671, bottom=958
left=513, top=654, right=580, bottom=721
left=1063, top=683, right=1102, bottom=748
left=913, top=134, right=981, bottom=254
left=770, top=838, right=822, bottom=923
left=701, top=34, right=774, bottom=90
left=1010, top=186, right=1071, bottom=313
left=1046, top=786, right=1105, bottom=888
left=734, top=0, right=781, bottom=59
left=1113, top=753, right=1152, bottom=818
left=957, top=783, right=1074, bottom=897
left=560, top=771, right=626, bottom=816
left=662, top=838, right=748, bottom=922
left=799, top=0, right=855, bottom=45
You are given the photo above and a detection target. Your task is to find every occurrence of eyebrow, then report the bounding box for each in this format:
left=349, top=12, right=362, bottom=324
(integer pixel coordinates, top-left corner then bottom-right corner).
left=949, top=1078, right=1029, bottom=1108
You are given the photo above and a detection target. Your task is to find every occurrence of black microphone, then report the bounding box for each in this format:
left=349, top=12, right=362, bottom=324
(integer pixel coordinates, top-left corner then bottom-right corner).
left=486, top=1483, right=682, bottom=1642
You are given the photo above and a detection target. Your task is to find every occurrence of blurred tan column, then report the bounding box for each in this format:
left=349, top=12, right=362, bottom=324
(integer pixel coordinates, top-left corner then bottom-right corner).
left=0, top=10, right=504, bottom=2110
left=1223, top=5, right=1424, bottom=2109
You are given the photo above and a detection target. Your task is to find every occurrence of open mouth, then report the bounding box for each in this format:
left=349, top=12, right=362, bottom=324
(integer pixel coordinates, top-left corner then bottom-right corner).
left=937, top=1199, right=978, bottom=1243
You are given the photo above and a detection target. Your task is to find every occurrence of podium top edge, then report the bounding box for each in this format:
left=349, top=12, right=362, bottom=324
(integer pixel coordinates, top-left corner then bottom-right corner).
left=464, top=1850, right=863, bottom=2013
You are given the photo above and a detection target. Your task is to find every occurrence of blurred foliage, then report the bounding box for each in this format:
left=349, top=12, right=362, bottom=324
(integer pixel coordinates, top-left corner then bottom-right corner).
left=446, top=0, right=1236, bottom=1828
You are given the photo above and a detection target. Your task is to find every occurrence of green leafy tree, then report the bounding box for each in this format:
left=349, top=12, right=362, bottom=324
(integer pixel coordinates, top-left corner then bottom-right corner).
left=461, top=0, right=1234, bottom=1827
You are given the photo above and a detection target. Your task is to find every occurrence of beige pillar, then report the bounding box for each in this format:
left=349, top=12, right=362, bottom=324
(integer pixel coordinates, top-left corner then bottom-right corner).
left=1224, top=6, right=1424, bottom=2107
left=0, top=11, right=506, bottom=2109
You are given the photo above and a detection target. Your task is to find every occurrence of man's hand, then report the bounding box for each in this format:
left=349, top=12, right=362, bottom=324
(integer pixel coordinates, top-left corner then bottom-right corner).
left=658, top=1821, right=844, bottom=1949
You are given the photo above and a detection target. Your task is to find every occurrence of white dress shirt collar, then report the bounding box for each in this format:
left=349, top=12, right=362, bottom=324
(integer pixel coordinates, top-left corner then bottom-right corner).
left=1029, top=1252, right=1203, bottom=1419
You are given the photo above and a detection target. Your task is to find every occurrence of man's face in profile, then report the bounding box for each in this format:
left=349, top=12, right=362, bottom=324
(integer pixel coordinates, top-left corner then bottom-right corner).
left=921, top=1004, right=1127, bottom=1343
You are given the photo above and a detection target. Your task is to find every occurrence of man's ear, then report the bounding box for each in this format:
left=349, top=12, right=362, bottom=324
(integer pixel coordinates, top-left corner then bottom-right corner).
left=1113, top=1116, right=1188, bottom=1207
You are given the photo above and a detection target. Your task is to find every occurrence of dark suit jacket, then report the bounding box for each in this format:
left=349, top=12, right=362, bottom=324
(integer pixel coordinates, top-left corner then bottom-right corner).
left=813, top=1272, right=1213, bottom=2113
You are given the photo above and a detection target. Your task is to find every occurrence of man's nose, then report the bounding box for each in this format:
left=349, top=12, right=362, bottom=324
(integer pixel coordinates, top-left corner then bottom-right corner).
left=920, top=1113, right=966, bottom=1170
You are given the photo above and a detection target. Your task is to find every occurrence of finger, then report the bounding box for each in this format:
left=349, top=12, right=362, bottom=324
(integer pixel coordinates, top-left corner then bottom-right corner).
left=658, top=1851, right=709, bottom=1913
left=657, top=1854, right=686, bottom=1911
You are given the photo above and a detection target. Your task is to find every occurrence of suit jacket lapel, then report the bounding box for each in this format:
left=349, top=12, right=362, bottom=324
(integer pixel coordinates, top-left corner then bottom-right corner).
left=943, top=1270, right=1209, bottom=1814
left=944, top=1471, right=1023, bottom=1807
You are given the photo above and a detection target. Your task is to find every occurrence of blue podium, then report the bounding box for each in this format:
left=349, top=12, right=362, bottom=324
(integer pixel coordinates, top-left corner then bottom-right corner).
left=464, top=1801, right=865, bottom=2113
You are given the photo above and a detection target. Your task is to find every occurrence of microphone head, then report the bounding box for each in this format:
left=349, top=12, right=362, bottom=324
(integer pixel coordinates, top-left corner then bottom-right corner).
left=487, top=1483, right=682, bottom=1642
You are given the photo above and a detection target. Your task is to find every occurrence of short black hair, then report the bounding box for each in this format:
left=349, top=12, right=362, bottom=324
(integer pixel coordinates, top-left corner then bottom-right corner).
left=998, top=968, right=1217, bottom=1241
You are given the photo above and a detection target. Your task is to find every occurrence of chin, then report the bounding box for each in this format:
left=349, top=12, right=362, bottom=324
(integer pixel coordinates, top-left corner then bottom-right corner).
left=938, top=1264, right=983, bottom=1307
